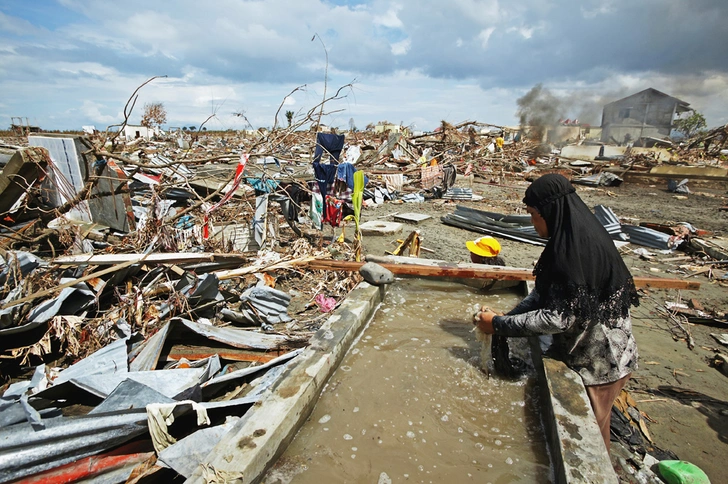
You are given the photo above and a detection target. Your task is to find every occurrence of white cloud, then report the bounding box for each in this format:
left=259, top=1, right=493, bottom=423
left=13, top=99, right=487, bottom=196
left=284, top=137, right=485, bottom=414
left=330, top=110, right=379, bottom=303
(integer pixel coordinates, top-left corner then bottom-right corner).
left=477, top=27, right=495, bottom=49
left=374, top=6, right=403, bottom=28
left=581, top=2, right=616, bottom=19
left=79, top=100, right=117, bottom=124
left=2, top=0, right=728, bottom=130
left=0, top=10, right=41, bottom=36
left=507, top=26, right=533, bottom=39
left=391, top=38, right=410, bottom=56
left=452, top=0, right=501, bottom=24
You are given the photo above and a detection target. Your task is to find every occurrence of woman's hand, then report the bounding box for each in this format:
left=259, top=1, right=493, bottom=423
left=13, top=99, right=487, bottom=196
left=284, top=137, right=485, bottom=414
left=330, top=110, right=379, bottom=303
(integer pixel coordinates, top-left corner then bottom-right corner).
left=473, top=308, right=498, bottom=334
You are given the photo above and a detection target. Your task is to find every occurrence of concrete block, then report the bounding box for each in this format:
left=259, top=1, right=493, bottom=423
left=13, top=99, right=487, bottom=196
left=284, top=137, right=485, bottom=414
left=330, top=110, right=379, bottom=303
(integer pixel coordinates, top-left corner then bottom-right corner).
left=360, top=220, right=403, bottom=235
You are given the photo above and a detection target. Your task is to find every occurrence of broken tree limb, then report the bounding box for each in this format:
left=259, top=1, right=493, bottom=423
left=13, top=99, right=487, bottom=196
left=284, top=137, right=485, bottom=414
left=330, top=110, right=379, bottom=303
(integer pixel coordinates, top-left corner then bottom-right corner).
left=301, top=258, right=701, bottom=290
left=658, top=306, right=696, bottom=350
left=214, top=256, right=316, bottom=281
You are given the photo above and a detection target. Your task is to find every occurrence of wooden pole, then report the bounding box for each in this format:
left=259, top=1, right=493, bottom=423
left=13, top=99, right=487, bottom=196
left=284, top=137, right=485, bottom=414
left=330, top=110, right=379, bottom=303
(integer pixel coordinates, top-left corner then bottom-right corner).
left=303, top=259, right=701, bottom=290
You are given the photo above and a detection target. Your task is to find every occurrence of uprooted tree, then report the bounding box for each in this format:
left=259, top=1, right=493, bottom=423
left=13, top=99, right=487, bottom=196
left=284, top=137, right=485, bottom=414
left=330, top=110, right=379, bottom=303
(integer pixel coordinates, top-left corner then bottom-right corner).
left=141, top=102, right=167, bottom=128
left=674, top=111, right=707, bottom=139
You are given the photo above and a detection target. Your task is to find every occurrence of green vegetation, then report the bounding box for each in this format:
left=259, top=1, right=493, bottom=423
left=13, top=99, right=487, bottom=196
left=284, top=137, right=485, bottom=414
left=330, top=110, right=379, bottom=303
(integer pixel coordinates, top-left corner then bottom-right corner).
left=674, top=111, right=707, bottom=138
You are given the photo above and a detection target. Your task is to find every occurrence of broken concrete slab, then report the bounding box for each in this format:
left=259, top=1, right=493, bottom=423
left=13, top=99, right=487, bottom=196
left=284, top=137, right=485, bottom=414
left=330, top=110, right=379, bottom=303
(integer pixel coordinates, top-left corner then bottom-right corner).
left=393, top=212, right=432, bottom=224
left=359, top=220, right=403, bottom=235
left=530, top=338, right=618, bottom=483
left=649, top=165, right=728, bottom=178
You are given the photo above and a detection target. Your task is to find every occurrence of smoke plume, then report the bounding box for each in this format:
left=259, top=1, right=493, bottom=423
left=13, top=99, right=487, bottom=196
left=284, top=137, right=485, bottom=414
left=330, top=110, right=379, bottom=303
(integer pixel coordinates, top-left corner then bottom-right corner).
left=516, top=84, right=563, bottom=141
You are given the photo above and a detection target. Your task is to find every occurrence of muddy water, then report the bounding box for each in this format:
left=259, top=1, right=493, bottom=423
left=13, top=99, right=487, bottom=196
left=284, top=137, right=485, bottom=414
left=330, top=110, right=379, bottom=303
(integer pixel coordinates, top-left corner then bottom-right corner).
left=267, top=280, right=552, bottom=484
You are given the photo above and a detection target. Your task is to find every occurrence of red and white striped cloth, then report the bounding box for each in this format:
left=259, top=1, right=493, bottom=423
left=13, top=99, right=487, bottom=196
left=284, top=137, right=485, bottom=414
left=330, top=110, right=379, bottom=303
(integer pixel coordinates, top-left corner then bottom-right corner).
left=202, top=154, right=249, bottom=239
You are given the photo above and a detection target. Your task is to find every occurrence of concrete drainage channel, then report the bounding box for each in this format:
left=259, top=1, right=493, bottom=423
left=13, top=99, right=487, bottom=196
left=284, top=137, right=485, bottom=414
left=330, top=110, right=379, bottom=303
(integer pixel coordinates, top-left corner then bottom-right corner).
left=186, top=281, right=615, bottom=484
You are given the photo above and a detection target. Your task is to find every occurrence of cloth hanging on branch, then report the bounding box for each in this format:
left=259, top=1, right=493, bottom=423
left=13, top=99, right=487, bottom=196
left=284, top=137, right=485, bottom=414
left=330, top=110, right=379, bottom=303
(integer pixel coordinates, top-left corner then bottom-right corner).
left=310, top=192, right=324, bottom=230
left=313, top=133, right=345, bottom=164
left=382, top=174, right=403, bottom=193
left=202, top=154, right=248, bottom=239
left=421, top=164, right=444, bottom=189
left=324, top=195, right=344, bottom=227
left=312, top=162, right=337, bottom=201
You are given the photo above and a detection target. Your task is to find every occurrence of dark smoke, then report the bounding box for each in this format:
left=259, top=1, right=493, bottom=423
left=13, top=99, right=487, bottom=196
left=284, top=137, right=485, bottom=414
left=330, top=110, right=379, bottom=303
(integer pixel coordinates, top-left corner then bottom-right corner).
left=516, top=84, right=564, bottom=141
left=516, top=85, right=638, bottom=142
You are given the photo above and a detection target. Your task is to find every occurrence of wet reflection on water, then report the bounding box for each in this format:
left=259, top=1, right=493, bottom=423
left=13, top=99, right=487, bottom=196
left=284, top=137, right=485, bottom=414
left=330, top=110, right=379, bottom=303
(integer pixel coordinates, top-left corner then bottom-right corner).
left=267, top=280, right=552, bottom=484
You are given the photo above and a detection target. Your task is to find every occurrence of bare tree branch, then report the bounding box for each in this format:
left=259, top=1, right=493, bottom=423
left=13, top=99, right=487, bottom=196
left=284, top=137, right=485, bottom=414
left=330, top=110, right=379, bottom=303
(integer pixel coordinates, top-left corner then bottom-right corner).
left=103, top=75, right=168, bottom=151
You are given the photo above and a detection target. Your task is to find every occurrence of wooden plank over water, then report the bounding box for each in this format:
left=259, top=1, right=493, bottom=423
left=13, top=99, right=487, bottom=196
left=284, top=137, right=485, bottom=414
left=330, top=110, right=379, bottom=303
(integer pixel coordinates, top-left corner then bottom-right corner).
left=304, top=258, right=701, bottom=290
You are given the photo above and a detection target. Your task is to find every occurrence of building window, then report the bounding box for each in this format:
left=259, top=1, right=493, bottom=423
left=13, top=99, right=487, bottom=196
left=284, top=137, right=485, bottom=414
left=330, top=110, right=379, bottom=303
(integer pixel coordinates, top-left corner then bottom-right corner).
left=619, top=108, right=632, bottom=119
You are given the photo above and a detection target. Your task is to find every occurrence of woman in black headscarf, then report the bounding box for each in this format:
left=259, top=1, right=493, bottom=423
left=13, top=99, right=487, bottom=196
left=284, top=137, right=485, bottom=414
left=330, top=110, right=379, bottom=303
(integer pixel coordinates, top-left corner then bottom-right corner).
left=474, top=173, right=639, bottom=452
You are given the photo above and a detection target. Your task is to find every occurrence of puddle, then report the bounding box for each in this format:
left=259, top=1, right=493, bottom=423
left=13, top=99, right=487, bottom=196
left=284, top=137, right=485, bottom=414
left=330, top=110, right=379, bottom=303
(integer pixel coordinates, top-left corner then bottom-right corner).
left=267, top=280, right=552, bottom=483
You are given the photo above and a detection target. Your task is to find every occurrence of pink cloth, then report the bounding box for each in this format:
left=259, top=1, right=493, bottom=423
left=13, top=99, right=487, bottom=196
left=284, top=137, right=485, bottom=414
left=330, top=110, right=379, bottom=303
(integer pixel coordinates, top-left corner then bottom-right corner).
left=314, top=294, right=336, bottom=312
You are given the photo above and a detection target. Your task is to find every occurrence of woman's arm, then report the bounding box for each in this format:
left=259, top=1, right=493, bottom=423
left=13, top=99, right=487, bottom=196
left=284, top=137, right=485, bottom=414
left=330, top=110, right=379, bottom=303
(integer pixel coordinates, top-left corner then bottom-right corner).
left=505, top=289, right=541, bottom=315
left=475, top=307, right=576, bottom=336
left=493, top=309, right=575, bottom=337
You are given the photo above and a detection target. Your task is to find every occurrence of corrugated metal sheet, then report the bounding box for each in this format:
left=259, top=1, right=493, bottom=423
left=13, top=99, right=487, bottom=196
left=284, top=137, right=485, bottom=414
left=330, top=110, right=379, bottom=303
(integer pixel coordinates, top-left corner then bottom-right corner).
left=53, top=337, right=129, bottom=386
left=594, top=205, right=628, bottom=241
left=36, top=367, right=211, bottom=401
left=0, top=411, right=148, bottom=483
left=621, top=224, right=673, bottom=250
left=442, top=188, right=473, bottom=200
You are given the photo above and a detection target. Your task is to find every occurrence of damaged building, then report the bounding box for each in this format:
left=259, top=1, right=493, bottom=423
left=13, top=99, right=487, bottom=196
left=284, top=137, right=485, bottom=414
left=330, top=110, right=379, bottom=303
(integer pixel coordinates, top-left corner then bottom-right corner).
left=600, top=88, right=692, bottom=145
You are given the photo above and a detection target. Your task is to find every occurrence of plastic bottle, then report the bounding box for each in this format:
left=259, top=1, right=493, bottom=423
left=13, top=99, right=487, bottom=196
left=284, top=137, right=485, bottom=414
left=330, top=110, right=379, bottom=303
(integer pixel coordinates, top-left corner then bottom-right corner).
left=657, top=460, right=710, bottom=484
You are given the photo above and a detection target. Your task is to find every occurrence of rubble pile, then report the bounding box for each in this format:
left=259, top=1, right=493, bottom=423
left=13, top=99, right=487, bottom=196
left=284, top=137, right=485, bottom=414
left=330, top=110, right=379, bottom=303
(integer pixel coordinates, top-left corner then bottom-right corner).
left=0, top=111, right=726, bottom=481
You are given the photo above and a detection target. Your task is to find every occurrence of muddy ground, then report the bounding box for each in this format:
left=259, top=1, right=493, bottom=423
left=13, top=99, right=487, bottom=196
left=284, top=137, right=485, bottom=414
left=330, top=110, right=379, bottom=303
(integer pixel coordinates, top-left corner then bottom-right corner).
left=351, top=177, right=728, bottom=482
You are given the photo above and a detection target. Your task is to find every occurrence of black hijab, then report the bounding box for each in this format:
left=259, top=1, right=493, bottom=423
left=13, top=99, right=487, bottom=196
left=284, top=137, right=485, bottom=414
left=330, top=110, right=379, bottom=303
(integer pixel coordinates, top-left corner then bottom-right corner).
left=523, top=174, right=639, bottom=321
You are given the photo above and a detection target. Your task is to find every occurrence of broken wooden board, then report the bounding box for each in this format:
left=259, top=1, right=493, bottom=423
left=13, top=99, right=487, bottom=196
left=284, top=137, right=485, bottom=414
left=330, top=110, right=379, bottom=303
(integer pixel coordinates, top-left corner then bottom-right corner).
left=0, top=147, right=48, bottom=220
left=392, top=212, right=432, bottom=224
left=53, top=252, right=251, bottom=266
left=359, top=220, right=403, bottom=235
left=303, top=258, right=701, bottom=290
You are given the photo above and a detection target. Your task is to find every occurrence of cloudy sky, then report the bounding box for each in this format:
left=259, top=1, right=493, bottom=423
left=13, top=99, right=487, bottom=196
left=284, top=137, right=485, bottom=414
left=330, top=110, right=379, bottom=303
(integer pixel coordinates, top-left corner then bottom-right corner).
left=2, top=0, right=727, bottom=132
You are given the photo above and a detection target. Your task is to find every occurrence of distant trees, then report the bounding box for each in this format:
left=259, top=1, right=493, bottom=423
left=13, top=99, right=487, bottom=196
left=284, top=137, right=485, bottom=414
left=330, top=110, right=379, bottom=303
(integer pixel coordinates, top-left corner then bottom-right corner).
left=141, top=102, right=167, bottom=128
left=674, top=111, right=707, bottom=138
left=285, top=110, right=294, bottom=127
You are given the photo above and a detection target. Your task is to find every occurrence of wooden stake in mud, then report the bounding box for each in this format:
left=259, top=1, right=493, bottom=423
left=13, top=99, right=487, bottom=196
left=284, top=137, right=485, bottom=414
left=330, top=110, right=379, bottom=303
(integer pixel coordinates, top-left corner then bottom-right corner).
left=387, top=231, right=421, bottom=257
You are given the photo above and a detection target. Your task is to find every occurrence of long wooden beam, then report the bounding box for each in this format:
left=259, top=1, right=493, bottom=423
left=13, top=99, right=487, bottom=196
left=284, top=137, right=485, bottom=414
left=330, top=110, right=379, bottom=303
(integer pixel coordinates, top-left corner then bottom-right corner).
left=304, top=259, right=701, bottom=290
left=53, top=252, right=251, bottom=266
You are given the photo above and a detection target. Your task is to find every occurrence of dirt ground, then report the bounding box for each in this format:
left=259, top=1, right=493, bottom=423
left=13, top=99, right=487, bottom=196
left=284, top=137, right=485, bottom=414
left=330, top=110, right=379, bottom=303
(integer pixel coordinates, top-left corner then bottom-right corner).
left=353, top=177, right=728, bottom=482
